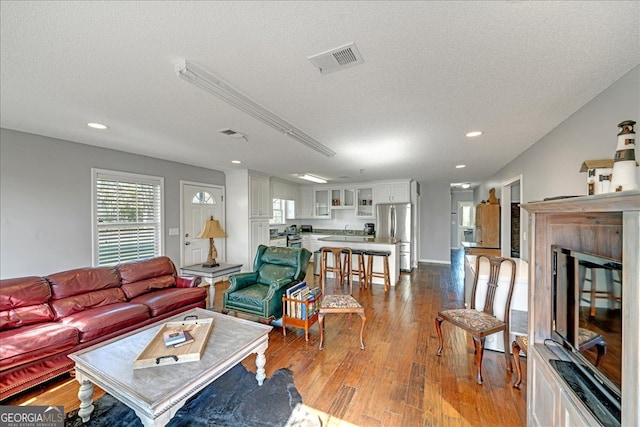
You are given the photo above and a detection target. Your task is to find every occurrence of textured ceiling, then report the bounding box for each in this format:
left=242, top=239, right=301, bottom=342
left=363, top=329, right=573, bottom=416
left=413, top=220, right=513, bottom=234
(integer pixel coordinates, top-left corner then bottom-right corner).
left=1, top=1, right=639, bottom=186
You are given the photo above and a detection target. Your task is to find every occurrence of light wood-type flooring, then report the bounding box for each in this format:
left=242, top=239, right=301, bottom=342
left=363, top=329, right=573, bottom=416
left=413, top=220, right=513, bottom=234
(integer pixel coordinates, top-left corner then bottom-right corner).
left=4, top=250, right=527, bottom=426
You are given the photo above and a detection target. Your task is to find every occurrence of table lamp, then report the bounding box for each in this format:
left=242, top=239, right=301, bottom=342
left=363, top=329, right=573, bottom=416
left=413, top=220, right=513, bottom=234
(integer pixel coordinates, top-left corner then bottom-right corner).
left=198, top=216, right=227, bottom=267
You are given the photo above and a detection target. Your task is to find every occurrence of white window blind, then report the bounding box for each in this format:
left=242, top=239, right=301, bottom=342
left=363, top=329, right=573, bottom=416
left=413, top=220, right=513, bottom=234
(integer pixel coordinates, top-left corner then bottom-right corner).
left=93, top=169, right=164, bottom=266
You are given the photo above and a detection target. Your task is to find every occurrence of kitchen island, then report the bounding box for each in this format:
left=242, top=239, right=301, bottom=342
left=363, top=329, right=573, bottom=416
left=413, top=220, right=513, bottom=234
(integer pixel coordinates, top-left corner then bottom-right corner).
left=318, top=235, right=400, bottom=287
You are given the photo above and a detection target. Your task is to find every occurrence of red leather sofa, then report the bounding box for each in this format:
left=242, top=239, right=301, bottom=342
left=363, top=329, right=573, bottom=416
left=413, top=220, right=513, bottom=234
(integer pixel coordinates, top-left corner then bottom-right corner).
left=0, top=256, right=206, bottom=400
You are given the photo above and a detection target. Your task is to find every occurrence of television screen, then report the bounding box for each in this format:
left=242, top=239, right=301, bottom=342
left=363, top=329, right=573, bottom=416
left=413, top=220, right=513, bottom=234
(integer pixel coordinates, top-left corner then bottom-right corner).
left=552, top=246, right=622, bottom=398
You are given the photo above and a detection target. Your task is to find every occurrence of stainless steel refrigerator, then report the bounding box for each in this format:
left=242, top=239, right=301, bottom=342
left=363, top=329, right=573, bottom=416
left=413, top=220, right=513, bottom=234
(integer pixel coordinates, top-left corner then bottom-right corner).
left=376, top=203, right=412, bottom=272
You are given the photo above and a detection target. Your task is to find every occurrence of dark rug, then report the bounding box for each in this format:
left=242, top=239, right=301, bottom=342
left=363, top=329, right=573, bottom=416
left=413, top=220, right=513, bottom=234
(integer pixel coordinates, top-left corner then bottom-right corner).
left=65, top=364, right=302, bottom=427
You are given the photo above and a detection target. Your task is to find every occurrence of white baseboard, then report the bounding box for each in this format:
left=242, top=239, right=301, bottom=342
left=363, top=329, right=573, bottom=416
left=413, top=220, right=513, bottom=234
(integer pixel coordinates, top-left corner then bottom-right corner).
left=418, top=258, right=451, bottom=265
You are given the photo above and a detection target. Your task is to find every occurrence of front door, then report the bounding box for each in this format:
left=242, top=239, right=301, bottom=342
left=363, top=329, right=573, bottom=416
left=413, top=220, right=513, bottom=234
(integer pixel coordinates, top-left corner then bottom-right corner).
left=182, top=183, right=225, bottom=267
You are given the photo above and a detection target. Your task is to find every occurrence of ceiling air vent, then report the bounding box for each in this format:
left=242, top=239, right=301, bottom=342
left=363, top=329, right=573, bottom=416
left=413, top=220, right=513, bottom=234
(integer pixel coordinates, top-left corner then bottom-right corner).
left=308, top=42, right=364, bottom=75
left=218, top=128, right=248, bottom=141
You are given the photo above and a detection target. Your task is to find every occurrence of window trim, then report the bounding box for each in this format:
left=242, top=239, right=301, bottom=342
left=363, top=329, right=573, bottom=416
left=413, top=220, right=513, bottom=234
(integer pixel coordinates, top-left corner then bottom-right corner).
left=91, top=168, right=165, bottom=266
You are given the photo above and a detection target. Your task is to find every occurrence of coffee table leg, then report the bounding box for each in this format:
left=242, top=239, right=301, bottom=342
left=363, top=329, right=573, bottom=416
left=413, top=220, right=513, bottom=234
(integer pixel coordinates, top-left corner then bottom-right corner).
left=77, top=379, right=95, bottom=422
left=255, top=342, right=267, bottom=386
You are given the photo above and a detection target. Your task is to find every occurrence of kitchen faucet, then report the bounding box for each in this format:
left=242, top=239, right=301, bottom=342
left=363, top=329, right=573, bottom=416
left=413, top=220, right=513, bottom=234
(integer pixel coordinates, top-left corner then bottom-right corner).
left=344, top=224, right=349, bottom=235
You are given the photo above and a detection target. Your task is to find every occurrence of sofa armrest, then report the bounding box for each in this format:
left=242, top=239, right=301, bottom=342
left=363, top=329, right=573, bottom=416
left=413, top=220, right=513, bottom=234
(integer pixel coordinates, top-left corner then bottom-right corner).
left=227, top=272, right=259, bottom=292
left=176, top=276, right=202, bottom=288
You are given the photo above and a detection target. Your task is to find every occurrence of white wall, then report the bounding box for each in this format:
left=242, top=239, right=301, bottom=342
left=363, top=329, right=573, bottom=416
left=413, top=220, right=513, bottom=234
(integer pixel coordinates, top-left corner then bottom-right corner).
left=478, top=65, right=640, bottom=261
left=0, top=129, right=225, bottom=278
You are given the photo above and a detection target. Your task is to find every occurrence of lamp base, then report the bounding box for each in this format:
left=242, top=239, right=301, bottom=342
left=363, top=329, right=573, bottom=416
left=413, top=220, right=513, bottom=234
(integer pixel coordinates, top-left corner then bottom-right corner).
left=202, top=262, right=220, bottom=268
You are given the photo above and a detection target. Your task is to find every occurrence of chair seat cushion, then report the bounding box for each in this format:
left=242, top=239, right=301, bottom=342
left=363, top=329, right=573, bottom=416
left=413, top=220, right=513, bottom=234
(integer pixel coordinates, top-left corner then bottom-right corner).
left=321, top=295, right=362, bottom=309
left=439, top=309, right=504, bottom=333
left=227, top=284, right=269, bottom=305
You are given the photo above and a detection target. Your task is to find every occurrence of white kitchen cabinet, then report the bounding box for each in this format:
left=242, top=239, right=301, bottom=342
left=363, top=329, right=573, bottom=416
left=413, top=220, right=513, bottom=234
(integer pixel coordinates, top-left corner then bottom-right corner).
left=250, top=218, right=270, bottom=255
left=314, top=188, right=331, bottom=218
left=330, top=187, right=355, bottom=209
left=226, top=169, right=273, bottom=271
left=298, top=187, right=313, bottom=219
left=355, top=186, right=375, bottom=218
left=375, top=181, right=410, bottom=203
left=249, top=173, right=271, bottom=218
left=301, top=234, right=311, bottom=251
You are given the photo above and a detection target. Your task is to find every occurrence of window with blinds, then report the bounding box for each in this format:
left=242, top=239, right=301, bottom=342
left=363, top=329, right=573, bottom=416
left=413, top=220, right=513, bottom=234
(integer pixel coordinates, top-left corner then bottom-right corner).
left=92, top=169, right=164, bottom=266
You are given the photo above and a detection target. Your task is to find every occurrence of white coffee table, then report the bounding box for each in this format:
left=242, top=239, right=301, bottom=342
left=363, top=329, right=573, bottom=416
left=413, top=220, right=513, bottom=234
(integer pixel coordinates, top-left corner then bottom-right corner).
left=69, top=308, right=272, bottom=427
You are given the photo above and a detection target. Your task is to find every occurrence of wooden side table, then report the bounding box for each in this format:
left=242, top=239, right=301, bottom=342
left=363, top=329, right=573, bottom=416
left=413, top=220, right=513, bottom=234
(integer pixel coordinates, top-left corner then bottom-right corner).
left=180, top=263, right=242, bottom=309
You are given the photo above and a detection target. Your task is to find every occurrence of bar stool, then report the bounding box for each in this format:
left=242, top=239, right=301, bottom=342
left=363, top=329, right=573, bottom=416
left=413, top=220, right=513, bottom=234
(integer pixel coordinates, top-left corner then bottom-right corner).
left=365, top=250, right=391, bottom=291
left=342, top=248, right=367, bottom=289
left=319, top=247, right=350, bottom=289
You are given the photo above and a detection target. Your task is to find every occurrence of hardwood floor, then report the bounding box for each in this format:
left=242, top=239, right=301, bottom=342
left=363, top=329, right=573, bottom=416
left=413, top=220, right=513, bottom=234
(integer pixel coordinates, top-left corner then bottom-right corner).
left=4, top=250, right=527, bottom=426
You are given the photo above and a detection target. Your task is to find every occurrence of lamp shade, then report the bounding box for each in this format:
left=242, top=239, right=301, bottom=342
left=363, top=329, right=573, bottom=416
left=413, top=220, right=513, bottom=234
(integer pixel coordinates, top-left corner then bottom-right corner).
left=198, top=217, right=227, bottom=239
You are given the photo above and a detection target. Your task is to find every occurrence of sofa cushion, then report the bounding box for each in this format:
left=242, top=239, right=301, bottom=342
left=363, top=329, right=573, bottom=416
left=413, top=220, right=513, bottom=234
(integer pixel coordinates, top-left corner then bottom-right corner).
left=0, top=323, right=78, bottom=370
left=57, top=303, right=150, bottom=343
left=121, top=275, right=176, bottom=300
left=130, top=287, right=207, bottom=317
left=0, top=277, right=54, bottom=331
left=0, top=304, right=54, bottom=331
left=257, top=264, right=295, bottom=285
left=117, top=256, right=175, bottom=285
left=49, top=288, right=127, bottom=320
left=47, top=267, right=120, bottom=299
left=0, top=277, right=51, bottom=310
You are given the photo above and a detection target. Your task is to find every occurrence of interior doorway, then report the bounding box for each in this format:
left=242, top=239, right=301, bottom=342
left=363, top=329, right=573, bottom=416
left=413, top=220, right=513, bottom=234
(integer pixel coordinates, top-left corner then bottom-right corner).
left=457, top=201, right=475, bottom=246
left=500, top=175, right=523, bottom=258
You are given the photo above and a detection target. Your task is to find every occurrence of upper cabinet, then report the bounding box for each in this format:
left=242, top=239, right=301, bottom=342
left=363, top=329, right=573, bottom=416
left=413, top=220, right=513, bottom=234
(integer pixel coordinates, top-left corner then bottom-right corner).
left=294, top=179, right=412, bottom=219
left=314, top=188, right=331, bottom=218
left=330, top=187, right=355, bottom=209
left=249, top=173, right=271, bottom=218
left=375, top=181, right=410, bottom=204
left=355, top=186, right=375, bottom=218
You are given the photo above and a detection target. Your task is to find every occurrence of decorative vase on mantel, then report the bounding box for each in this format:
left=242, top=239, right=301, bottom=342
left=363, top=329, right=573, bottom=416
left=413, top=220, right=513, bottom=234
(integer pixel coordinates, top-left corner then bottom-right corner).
left=610, top=119, right=638, bottom=192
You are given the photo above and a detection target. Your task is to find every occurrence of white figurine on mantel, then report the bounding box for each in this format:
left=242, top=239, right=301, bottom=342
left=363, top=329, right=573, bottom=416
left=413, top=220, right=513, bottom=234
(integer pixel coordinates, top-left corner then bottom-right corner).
left=610, top=120, right=637, bottom=192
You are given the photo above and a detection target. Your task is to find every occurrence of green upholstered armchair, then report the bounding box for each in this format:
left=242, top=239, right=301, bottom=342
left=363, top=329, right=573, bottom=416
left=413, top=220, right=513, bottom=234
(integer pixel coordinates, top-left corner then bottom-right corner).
left=222, top=245, right=312, bottom=322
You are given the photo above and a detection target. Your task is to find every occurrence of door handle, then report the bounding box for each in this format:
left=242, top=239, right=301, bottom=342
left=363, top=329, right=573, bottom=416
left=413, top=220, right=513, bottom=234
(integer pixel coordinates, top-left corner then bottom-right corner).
left=185, top=241, right=191, bottom=246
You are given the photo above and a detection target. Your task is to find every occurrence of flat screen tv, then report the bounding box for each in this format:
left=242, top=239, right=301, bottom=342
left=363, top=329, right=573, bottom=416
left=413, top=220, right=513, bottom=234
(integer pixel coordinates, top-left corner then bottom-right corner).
left=552, top=246, right=622, bottom=422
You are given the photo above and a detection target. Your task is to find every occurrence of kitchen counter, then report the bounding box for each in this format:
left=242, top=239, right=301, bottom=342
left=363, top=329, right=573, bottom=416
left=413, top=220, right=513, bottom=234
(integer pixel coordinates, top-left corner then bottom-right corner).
left=318, top=235, right=394, bottom=244
left=316, top=236, right=400, bottom=287
left=460, top=241, right=501, bottom=256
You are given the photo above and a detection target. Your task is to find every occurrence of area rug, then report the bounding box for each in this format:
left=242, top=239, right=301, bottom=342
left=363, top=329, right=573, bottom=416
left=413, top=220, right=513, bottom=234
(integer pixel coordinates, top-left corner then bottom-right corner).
left=65, top=364, right=303, bottom=427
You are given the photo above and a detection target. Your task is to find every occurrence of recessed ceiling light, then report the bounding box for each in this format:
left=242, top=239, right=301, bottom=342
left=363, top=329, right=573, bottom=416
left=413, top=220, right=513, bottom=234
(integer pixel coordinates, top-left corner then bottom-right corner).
left=456, top=164, right=466, bottom=169
left=461, top=183, right=471, bottom=189
left=466, top=131, right=482, bottom=137
left=231, top=160, right=242, bottom=164
left=87, top=122, right=108, bottom=130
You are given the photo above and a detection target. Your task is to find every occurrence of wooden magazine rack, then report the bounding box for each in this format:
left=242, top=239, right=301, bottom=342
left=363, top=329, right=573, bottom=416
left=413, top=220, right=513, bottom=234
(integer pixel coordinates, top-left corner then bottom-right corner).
left=282, top=291, right=322, bottom=342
